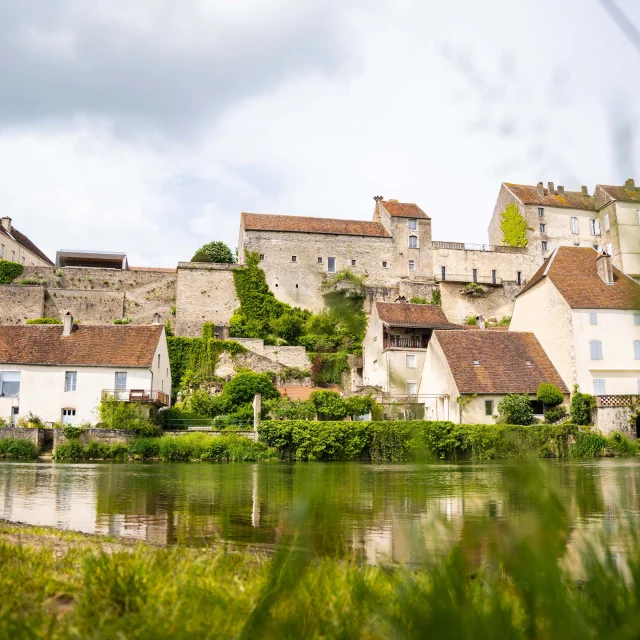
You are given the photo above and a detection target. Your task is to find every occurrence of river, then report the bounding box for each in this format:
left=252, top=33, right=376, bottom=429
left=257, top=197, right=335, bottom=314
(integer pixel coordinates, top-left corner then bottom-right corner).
left=1, top=459, right=639, bottom=563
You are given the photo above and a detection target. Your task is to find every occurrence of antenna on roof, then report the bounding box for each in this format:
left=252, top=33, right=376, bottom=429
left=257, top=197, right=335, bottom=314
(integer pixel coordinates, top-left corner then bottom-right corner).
left=373, top=195, right=384, bottom=202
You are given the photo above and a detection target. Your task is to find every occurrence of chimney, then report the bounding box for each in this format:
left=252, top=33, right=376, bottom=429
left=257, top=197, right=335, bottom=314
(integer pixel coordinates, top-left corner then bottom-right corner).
left=152, top=312, right=161, bottom=325
left=1, top=217, right=11, bottom=233
left=477, top=315, right=486, bottom=330
left=596, top=251, right=614, bottom=285
left=581, top=185, right=589, bottom=196
left=557, top=185, right=565, bottom=196
left=625, top=178, right=636, bottom=192
left=536, top=182, right=544, bottom=197
left=547, top=182, right=555, bottom=196
left=62, top=312, right=74, bottom=336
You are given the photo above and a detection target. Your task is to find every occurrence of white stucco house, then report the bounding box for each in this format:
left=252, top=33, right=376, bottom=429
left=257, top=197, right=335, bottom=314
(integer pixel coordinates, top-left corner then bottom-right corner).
left=0, top=314, right=171, bottom=425
left=419, top=329, right=568, bottom=423
left=510, top=246, right=640, bottom=398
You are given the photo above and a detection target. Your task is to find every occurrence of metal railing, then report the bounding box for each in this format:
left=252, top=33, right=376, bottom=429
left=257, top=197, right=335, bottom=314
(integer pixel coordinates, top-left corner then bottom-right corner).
left=102, top=389, right=170, bottom=406
left=384, top=336, right=428, bottom=349
left=432, top=241, right=527, bottom=254
left=435, top=274, right=503, bottom=285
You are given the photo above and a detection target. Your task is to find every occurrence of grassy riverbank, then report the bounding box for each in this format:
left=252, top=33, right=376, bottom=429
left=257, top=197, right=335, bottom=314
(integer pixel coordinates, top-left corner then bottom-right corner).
left=3, top=462, right=640, bottom=638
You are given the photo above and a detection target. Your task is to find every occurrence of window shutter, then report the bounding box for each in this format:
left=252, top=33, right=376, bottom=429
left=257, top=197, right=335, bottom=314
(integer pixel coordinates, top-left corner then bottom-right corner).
left=635, top=340, right=640, bottom=360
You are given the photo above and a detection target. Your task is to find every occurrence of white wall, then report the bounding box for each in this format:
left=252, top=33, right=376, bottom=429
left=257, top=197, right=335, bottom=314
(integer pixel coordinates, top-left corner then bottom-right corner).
left=152, top=328, right=172, bottom=399
left=571, top=308, right=640, bottom=396
left=0, top=364, right=154, bottom=425
left=419, top=334, right=458, bottom=421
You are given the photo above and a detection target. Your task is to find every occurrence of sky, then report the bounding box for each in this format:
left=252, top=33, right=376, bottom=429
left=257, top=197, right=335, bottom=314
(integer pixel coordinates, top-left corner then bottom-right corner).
left=1, top=0, right=640, bottom=266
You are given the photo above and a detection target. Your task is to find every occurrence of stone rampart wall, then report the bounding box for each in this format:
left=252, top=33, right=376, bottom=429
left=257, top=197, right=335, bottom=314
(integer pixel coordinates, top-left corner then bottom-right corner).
left=439, top=281, right=520, bottom=324
left=595, top=407, right=636, bottom=438
left=0, top=285, right=45, bottom=324
left=0, top=427, right=44, bottom=448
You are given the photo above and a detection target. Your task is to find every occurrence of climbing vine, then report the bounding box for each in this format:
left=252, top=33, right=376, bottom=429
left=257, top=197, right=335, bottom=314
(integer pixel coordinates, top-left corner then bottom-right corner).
left=0, top=260, right=23, bottom=284
left=500, top=203, right=532, bottom=248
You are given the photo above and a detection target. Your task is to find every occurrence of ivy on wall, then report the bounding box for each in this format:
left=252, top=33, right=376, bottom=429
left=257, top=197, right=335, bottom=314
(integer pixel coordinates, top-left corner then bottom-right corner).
left=500, top=203, right=532, bottom=248
left=0, top=260, right=23, bottom=284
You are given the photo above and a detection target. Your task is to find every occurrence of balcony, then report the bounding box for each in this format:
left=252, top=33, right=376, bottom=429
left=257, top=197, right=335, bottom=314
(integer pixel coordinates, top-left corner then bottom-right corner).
left=384, top=336, right=428, bottom=349
left=102, top=389, right=170, bottom=406
left=595, top=395, right=638, bottom=408
left=432, top=241, right=527, bottom=254
left=435, top=273, right=504, bottom=286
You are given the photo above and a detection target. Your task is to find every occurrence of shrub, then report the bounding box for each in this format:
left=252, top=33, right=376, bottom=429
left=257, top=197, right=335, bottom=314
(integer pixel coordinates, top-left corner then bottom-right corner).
left=97, top=397, right=161, bottom=436
left=409, top=297, right=427, bottom=304
left=25, top=317, right=62, bottom=324
left=191, top=249, right=213, bottom=262
left=570, top=386, right=596, bottom=425
left=465, top=316, right=477, bottom=325
left=571, top=431, right=607, bottom=457
left=128, top=438, right=161, bottom=460
left=537, top=383, right=564, bottom=407
left=222, top=372, right=280, bottom=406
left=496, top=394, right=534, bottom=426
left=544, top=406, right=567, bottom=424
left=264, top=397, right=316, bottom=421
left=606, top=432, right=639, bottom=456
left=429, top=289, right=442, bottom=305
left=191, top=241, right=235, bottom=264
left=0, top=438, right=39, bottom=459
left=462, top=283, right=486, bottom=296
left=113, top=318, right=131, bottom=325
left=0, top=260, right=23, bottom=284
left=62, top=425, right=84, bottom=439
left=344, top=395, right=374, bottom=418
left=53, top=440, right=85, bottom=460
left=309, top=390, right=347, bottom=420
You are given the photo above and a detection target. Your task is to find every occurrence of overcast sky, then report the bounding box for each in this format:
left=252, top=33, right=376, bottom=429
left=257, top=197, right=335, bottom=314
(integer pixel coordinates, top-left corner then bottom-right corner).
left=1, top=0, right=639, bottom=266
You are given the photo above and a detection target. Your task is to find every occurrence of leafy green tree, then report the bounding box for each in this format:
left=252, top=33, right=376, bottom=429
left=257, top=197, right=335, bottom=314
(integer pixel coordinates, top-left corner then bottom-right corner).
left=310, top=390, right=347, bottom=420
left=536, top=383, right=564, bottom=407
left=500, top=203, right=532, bottom=247
left=344, top=395, right=374, bottom=418
left=570, top=385, right=596, bottom=425
left=496, top=394, right=534, bottom=425
left=222, top=372, right=280, bottom=406
left=191, top=241, right=235, bottom=264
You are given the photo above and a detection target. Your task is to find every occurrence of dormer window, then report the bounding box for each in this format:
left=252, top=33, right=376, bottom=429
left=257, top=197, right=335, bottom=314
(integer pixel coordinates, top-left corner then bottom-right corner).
left=408, top=218, right=417, bottom=230
left=525, top=361, right=533, bottom=367
left=473, top=360, right=480, bottom=366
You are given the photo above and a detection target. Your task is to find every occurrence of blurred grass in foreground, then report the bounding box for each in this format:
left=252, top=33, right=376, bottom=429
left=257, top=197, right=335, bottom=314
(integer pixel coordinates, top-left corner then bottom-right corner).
left=1, top=461, right=640, bottom=638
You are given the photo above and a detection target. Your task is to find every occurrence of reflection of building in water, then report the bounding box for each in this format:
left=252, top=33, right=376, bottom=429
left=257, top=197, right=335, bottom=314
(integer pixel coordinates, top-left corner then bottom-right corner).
left=95, top=513, right=169, bottom=545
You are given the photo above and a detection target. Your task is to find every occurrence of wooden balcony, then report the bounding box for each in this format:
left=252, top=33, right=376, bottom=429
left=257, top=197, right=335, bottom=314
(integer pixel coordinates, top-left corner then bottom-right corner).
left=384, top=336, right=428, bottom=349
left=102, top=389, right=170, bottom=407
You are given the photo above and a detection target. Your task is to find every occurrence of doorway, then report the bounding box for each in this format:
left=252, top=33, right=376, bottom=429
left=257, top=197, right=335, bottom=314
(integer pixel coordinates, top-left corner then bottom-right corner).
left=636, top=414, right=640, bottom=440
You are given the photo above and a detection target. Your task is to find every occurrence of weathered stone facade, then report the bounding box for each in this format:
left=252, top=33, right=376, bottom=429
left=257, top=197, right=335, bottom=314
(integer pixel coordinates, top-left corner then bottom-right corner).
left=53, top=428, right=137, bottom=449
left=0, top=285, right=45, bottom=324
left=595, top=407, right=637, bottom=438
left=0, top=427, right=44, bottom=448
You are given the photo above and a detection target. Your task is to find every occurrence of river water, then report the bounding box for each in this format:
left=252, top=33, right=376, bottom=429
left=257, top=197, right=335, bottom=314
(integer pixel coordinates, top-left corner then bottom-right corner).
left=1, top=459, right=639, bottom=563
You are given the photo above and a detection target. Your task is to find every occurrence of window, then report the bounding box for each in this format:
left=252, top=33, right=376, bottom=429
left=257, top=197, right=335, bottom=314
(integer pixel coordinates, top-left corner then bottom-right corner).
left=373, top=360, right=378, bottom=371
left=637, top=210, right=640, bottom=225
left=589, top=313, right=597, bottom=325
left=11, top=250, right=15, bottom=261
left=635, top=340, right=640, bottom=360
left=408, top=235, right=418, bottom=248
left=406, top=354, right=417, bottom=368
left=590, top=219, right=600, bottom=235
left=525, top=361, right=533, bottom=367
left=604, top=214, right=610, bottom=231
left=317, top=257, right=323, bottom=264
left=590, top=340, right=603, bottom=360
left=259, top=254, right=265, bottom=261
left=64, top=371, right=77, bottom=392
left=327, top=257, right=336, bottom=273
left=538, top=207, right=544, bottom=216
left=61, top=408, right=76, bottom=425
left=472, top=268, right=478, bottom=283
left=0, top=244, right=3, bottom=258
left=540, top=223, right=546, bottom=233
left=408, top=218, right=417, bottom=230
left=492, top=269, right=497, bottom=284
left=0, top=372, right=20, bottom=397
left=593, top=379, right=606, bottom=395
left=406, top=381, right=417, bottom=395
left=382, top=260, right=388, bottom=268
left=291, top=255, right=297, bottom=263
left=115, top=372, right=127, bottom=391
left=570, top=217, right=579, bottom=234
left=529, top=400, right=544, bottom=415
left=541, top=241, right=548, bottom=251
left=10, top=407, right=18, bottom=425
left=517, top=271, right=522, bottom=285
left=607, top=243, right=613, bottom=256
left=295, top=284, right=298, bottom=288
left=441, top=266, right=446, bottom=281
left=485, top=400, right=494, bottom=416
left=158, top=354, right=161, bottom=369
left=408, top=260, right=415, bottom=271
left=473, top=360, right=480, bottom=366
left=351, top=259, right=357, bottom=266
left=634, top=314, right=640, bottom=326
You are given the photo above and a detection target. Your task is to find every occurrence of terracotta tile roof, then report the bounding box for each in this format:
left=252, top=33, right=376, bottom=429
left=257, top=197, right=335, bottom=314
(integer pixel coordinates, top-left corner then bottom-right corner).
left=0, top=225, right=54, bottom=265
left=0, top=325, right=163, bottom=367
left=242, top=212, right=391, bottom=238
left=594, top=182, right=640, bottom=209
left=276, top=385, right=339, bottom=401
left=434, top=330, right=568, bottom=394
left=380, top=201, right=430, bottom=219
left=504, top=183, right=596, bottom=211
left=518, top=246, right=640, bottom=309
left=375, top=302, right=460, bottom=329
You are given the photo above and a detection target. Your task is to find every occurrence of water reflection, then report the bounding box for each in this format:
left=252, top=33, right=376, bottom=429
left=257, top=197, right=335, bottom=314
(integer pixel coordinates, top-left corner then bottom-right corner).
left=0, top=459, right=639, bottom=563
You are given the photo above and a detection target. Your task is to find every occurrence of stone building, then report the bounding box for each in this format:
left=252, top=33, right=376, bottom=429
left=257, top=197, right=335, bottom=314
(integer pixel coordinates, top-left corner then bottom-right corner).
left=0, top=216, right=53, bottom=267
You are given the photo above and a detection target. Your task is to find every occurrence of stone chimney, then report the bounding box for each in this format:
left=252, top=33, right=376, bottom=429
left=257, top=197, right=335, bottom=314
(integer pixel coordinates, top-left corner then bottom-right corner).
left=625, top=178, right=636, bottom=192
left=536, top=182, right=544, bottom=197
left=1, top=217, right=11, bottom=233
left=477, top=315, right=486, bottom=330
left=62, top=312, right=74, bottom=336
left=557, top=185, right=565, bottom=196
left=152, top=312, right=161, bottom=325
left=596, top=251, right=614, bottom=285
left=581, top=185, right=589, bottom=196
left=547, top=182, right=555, bottom=196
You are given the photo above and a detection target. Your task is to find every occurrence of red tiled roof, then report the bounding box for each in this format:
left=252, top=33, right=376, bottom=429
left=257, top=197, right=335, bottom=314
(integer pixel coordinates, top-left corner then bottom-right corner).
left=241, top=212, right=391, bottom=238
left=594, top=182, right=640, bottom=209
left=504, top=183, right=596, bottom=211
left=434, top=330, right=568, bottom=394
left=518, top=246, right=640, bottom=309
left=276, top=385, right=339, bottom=401
left=0, top=225, right=54, bottom=265
left=0, top=325, right=163, bottom=367
left=375, top=302, right=460, bottom=329
left=380, top=201, right=430, bottom=219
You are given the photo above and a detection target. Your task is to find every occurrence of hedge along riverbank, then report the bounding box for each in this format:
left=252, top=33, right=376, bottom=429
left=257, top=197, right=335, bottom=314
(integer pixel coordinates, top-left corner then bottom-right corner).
left=0, top=438, right=40, bottom=460
left=258, top=420, right=639, bottom=462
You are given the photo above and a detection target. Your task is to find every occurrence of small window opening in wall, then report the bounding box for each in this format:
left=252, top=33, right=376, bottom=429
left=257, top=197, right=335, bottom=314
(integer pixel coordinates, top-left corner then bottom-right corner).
left=441, top=266, right=446, bottom=281
left=408, top=260, right=415, bottom=271
left=295, top=284, right=299, bottom=289
left=525, top=361, right=533, bottom=367
left=634, top=314, right=640, bottom=326
left=275, top=283, right=278, bottom=287
left=408, top=235, right=418, bottom=248
left=408, top=218, right=417, bottom=230
left=351, top=259, right=357, bottom=266
left=473, top=360, right=480, bottom=366
left=327, top=257, right=336, bottom=273
left=540, top=223, right=546, bottom=233
left=291, top=255, right=297, bottom=263
left=542, top=241, right=548, bottom=251
left=590, top=312, right=597, bottom=325
left=517, top=271, right=522, bottom=285
left=538, top=207, right=544, bottom=216
left=382, top=261, right=388, bottom=268
left=62, top=408, right=76, bottom=425
left=571, top=217, right=579, bottom=234
left=259, top=254, right=265, bottom=261
left=492, top=269, right=497, bottom=284
left=593, top=378, right=606, bottom=395
left=406, top=381, right=417, bottom=395
left=318, top=257, right=323, bottom=264
left=472, top=268, right=478, bottom=283
left=485, top=400, right=494, bottom=416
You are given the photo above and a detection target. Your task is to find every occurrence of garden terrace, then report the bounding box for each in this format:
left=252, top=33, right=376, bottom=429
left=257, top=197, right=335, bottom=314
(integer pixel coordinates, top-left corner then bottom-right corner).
left=102, top=389, right=170, bottom=407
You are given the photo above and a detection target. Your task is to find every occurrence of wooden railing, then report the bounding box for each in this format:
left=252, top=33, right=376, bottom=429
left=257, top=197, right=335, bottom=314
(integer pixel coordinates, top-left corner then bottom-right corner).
left=384, top=336, right=428, bottom=349
left=102, top=389, right=170, bottom=406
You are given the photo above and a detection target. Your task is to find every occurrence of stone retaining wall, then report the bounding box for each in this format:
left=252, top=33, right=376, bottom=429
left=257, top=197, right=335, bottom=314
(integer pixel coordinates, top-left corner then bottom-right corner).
left=0, top=285, right=45, bottom=324
left=595, top=407, right=637, bottom=438
left=53, top=428, right=137, bottom=449
left=0, top=427, right=44, bottom=448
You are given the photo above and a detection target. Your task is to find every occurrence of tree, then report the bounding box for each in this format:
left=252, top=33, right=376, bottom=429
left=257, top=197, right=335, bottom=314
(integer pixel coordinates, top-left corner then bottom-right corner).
left=570, top=385, right=596, bottom=426
left=496, top=394, right=534, bottom=425
left=309, top=390, right=347, bottom=420
left=222, top=372, right=280, bottom=406
left=500, top=203, right=532, bottom=248
left=536, top=383, right=564, bottom=407
left=191, top=241, right=235, bottom=264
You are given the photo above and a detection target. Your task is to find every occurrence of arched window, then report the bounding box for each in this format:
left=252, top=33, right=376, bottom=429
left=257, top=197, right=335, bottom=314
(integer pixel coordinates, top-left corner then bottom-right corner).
left=408, top=235, right=418, bottom=249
